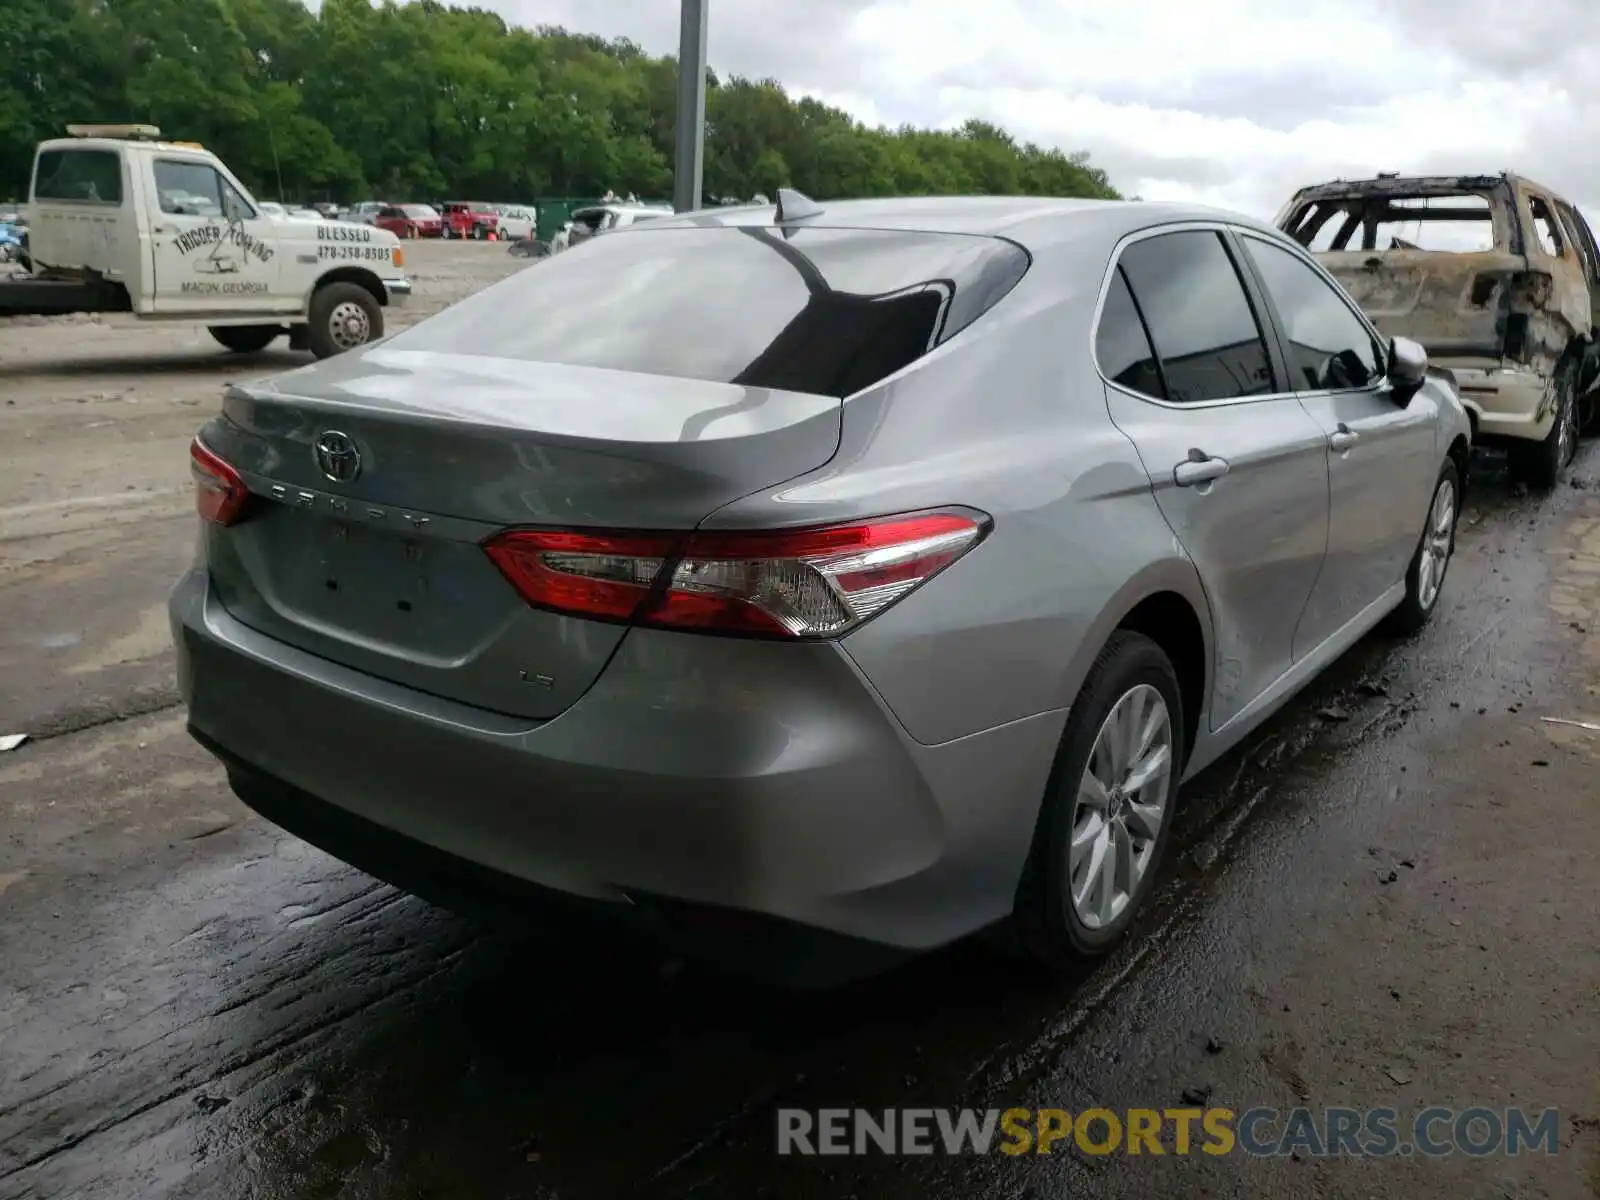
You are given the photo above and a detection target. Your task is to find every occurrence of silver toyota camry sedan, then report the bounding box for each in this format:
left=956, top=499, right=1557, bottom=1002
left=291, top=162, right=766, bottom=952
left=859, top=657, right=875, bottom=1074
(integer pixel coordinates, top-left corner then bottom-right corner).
left=172, top=193, right=1470, bottom=980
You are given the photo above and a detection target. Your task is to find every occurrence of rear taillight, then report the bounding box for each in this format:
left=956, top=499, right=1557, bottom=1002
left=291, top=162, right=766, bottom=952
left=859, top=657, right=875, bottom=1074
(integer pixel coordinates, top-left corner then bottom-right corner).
left=483, top=511, right=986, bottom=638
left=190, top=437, right=249, bottom=525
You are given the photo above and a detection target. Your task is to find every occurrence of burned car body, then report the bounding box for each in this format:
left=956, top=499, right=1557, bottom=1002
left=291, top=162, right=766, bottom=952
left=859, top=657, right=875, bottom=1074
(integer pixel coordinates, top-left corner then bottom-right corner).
left=1276, top=173, right=1600, bottom=486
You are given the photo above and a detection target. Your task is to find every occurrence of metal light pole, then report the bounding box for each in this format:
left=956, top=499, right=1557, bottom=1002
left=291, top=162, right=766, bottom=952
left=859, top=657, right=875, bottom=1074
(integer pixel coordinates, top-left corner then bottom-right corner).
left=673, top=0, right=708, bottom=213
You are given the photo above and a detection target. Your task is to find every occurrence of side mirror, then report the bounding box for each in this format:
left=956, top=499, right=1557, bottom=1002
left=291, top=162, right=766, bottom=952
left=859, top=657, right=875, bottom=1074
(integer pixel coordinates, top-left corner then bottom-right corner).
left=1387, top=336, right=1428, bottom=393
left=223, top=193, right=246, bottom=223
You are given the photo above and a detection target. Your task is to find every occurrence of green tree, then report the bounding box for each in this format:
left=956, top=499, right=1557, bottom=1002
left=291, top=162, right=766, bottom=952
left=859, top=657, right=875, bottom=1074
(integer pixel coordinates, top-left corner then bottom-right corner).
left=0, top=0, right=1119, bottom=208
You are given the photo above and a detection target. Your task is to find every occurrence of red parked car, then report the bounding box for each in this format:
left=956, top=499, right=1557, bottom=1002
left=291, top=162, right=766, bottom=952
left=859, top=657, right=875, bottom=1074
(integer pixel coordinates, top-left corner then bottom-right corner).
left=375, top=204, right=444, bottom=238
left=440, top=201, right=501, bottom=240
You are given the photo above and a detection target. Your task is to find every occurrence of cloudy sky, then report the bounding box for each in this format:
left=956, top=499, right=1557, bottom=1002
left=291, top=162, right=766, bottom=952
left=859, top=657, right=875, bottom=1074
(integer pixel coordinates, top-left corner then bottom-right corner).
left=429, top=0, right=1600, bottom=217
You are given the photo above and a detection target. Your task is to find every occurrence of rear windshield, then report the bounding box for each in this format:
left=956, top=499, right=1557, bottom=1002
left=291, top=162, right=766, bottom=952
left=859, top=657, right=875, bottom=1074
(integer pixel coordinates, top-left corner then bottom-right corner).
left=403, top=205, right=437, bottom=218
left=1284, top=193, right=1497, bottom=253
left=390, top=225, right=1030, bottom=398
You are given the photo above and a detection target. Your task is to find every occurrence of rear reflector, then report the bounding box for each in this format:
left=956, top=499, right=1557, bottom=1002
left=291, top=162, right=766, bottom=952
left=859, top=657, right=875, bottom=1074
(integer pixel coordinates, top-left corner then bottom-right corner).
left=483, top=511, right=986, bottom=638
left=190, top=436, right=249, bottom=525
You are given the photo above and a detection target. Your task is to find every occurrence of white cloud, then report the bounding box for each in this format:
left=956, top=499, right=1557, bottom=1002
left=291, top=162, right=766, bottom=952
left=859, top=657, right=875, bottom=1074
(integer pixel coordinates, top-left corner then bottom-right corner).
left=405, top=0, right=1600, bottom=216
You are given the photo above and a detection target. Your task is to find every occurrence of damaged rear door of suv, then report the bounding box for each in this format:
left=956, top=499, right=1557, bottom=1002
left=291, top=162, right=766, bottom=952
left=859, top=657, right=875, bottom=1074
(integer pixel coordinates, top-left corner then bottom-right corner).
left=1276, top=172, right=1598, bottom=489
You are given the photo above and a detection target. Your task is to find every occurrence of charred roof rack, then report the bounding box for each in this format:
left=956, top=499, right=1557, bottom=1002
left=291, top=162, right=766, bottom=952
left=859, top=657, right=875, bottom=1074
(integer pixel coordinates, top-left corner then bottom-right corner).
left=774, top=188, right=824, bottom=223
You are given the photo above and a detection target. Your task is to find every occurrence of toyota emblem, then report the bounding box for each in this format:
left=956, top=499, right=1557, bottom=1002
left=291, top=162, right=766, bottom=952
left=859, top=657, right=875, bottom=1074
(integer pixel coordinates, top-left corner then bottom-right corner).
left=313, top=430, right=362, bottom=483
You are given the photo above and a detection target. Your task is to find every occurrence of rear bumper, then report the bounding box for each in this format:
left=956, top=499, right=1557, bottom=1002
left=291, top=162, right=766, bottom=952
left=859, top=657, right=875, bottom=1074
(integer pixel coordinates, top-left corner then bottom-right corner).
left=170, top=569, right=1061, bottom=955
left=1445, top=363, right=1555, bottom=443
left=202, top=731, right=907, bottom=984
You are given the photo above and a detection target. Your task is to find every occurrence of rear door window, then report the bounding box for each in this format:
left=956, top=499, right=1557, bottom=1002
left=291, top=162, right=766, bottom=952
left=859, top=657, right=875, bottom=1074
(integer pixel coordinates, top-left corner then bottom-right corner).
left=1116, top=231, right=1276, bottom=403
left=390, top=225, right=1031, bottom=399
left=1528, top=196, right=1566, bottom=259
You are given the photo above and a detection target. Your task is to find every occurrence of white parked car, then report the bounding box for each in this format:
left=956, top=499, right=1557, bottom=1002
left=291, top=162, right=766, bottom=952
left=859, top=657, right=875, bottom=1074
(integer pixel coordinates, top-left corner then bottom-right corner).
left=348, top=201, right=387, bottom=226
left=551, top=203, right=672, bottom=254
left=495, top=205, right=537, bottom=240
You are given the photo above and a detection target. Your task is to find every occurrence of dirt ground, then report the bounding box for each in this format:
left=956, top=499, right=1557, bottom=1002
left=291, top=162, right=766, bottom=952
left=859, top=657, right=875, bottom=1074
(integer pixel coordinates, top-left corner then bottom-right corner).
left=0, top=240, right=1597, bottom=1200
left=0, top=240, right=526, bottom=739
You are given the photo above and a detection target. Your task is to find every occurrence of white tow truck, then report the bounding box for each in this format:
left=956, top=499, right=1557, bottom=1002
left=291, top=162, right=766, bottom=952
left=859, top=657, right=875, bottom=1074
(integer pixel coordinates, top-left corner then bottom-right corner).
left=0, top=125, right=411, bottom=358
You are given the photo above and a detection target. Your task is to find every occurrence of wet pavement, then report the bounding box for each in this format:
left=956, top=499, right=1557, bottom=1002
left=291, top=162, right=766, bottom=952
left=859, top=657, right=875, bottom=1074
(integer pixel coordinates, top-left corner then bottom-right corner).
left=3, top=282, right=1599, bottom=1197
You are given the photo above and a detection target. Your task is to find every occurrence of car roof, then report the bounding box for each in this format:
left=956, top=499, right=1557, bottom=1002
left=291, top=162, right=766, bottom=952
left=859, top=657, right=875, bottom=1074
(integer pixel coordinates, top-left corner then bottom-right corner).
left=630, top=196, right=1285, bottom=253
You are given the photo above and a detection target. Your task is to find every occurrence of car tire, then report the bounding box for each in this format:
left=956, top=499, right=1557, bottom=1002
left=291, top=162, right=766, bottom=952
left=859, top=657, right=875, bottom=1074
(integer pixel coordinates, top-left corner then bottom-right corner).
left=208, top=325, right=282, bottom=353
left=1508, top=357, right=1578, bottom=490
left=1383, top=458, right=1460, bottom=635
left=307, top=282, right=383, bottom=359
left=1013, top=631, right=1185, bottom=972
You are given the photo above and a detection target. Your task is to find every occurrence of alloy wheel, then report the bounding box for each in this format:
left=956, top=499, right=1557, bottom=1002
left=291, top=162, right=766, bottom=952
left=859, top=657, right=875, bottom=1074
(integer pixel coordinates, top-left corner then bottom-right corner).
left=1069, top=683, right=1173, bottom=930
left=1416, top=476, right=1456, bottom=611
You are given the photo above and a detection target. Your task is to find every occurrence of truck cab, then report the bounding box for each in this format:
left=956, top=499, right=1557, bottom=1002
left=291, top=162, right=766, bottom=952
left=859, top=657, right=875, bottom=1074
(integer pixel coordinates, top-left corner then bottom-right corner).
left=7, top=124, right=411, bottom=358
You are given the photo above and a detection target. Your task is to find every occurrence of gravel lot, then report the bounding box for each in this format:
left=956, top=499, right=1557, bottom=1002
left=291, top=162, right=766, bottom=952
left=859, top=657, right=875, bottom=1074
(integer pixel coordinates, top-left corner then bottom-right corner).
left=1, top=240, right=1597, bottom=1200
left=0, top=240, right=525, bottom=735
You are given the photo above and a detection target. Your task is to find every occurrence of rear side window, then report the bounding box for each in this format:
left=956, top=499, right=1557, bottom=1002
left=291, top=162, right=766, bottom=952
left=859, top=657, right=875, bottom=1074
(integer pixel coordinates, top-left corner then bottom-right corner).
left=1116, top=231, right=1275, bottom=403
left=1242, top=236, right=1380, bottom=391
left=1095, top=269, right=1165, bottom=399
left=33, top=149, right=124, bottom=205
left=391, top=225, right=1031, bottom=398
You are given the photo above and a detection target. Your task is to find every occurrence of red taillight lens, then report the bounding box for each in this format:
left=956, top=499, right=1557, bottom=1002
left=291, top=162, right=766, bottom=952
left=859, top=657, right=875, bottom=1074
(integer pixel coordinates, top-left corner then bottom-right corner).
left=483, top=511, right=986, bottom=638
left=190, top=437, right=249, bottom=525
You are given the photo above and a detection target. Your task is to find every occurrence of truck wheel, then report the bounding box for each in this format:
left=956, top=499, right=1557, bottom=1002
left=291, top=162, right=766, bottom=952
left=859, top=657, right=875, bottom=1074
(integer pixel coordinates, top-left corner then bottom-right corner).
left=209, top=325, right=282, bottom=353
left=1508, top=357, right=1578, bottom=490
left=308, top=283, right=383, bottom=359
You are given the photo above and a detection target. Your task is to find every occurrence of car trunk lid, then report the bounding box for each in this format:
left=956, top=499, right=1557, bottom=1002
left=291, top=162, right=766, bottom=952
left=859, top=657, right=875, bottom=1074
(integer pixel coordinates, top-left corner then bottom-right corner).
left=199, top=347, right=843, bottom=720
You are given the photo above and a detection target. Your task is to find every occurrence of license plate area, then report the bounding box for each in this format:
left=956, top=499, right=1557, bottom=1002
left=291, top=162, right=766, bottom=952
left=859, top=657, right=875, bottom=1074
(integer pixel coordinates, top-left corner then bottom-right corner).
left=260, top=509, right=489, bottom=650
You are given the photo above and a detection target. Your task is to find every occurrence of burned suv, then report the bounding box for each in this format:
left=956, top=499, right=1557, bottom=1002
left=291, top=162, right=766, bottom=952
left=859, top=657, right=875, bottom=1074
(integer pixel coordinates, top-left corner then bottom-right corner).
left=1277, top=173, right=1600, bottom=487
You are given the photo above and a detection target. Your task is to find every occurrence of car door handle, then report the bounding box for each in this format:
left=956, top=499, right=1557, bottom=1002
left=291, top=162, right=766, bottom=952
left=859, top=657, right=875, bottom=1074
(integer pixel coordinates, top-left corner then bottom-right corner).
left=1173, top=453, right=1230, bottom=487
left=1329, top=424, right=1359, bottom=451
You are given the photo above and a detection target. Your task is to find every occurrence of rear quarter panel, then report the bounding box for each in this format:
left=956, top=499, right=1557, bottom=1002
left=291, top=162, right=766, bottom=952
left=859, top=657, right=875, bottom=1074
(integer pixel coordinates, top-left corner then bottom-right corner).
left=698, top=234, right=1213, bottom=749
